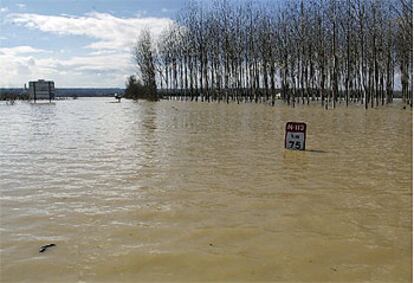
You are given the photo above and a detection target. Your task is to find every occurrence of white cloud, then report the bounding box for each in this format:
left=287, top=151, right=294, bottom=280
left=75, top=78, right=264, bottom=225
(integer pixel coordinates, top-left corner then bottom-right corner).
left=16, top=3, right=26, bottom=8
left=0, top=51, right=136, bottom=88
left=0, top=45, right=46, bottom=55
left=1, top=12, right=174, bottom=87
left=0, top=7, right=9, bottom=13
left=8, top=12, right=173, bottom=51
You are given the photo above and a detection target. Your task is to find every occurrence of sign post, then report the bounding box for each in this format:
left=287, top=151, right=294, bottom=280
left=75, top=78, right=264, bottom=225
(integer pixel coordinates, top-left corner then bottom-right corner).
left=285, top=122, right=307, bottom=151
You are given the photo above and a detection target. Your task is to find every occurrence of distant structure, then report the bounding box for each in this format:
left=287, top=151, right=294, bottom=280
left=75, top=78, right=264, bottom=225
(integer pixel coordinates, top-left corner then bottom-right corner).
left=28, top=79, right=55, bottom=102
left=114, top=92, right=122, bottom=102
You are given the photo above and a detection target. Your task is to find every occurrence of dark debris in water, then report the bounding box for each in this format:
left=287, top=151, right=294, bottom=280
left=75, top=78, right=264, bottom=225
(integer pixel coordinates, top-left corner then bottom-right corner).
left=39, top=244, right=56, bottom=253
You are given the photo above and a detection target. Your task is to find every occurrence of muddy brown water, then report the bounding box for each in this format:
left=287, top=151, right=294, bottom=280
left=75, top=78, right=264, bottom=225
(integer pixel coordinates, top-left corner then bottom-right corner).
left=0, top=98, right=412, bottom=282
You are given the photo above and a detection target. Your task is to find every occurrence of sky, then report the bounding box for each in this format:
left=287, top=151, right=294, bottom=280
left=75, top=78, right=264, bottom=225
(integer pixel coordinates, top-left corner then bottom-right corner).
left=0, top=0, right=185, bottom=88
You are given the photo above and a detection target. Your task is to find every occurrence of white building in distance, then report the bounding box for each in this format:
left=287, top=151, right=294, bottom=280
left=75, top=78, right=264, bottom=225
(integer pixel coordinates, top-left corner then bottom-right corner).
left=28, top=80, right=55, bottom=101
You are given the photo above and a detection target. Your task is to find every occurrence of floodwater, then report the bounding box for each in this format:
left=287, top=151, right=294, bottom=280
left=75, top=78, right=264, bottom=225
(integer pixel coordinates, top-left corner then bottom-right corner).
left=0, top=98, right=411, bottom=282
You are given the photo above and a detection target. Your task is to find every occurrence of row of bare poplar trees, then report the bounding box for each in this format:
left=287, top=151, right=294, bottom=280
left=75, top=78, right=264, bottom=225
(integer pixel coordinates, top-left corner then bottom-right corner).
left=135, top=0, right=412, bottom=108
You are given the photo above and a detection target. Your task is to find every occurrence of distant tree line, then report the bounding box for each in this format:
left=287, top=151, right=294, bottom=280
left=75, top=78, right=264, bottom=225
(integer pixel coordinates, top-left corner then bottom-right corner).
left=129, top=0, right=412, bottom=108
left=0, top=90, right=29, bottom=101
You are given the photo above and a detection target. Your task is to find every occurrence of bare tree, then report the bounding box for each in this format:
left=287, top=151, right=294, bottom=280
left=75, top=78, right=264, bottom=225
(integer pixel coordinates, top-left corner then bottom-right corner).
left=134, top=29, right=157, bottom=100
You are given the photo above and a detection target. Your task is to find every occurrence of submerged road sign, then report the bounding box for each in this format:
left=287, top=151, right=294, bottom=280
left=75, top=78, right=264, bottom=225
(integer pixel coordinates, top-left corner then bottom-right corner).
left=285, top=122, right=307, bottom=150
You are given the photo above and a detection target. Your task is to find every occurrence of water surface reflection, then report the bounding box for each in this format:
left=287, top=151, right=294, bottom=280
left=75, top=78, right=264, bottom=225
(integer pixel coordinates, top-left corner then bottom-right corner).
left=0, top=98, right=411, bottom=282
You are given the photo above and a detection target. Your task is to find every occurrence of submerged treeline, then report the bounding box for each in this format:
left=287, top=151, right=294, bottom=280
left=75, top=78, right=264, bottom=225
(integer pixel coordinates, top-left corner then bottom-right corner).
left=128, top=0, right=413, bottom=108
